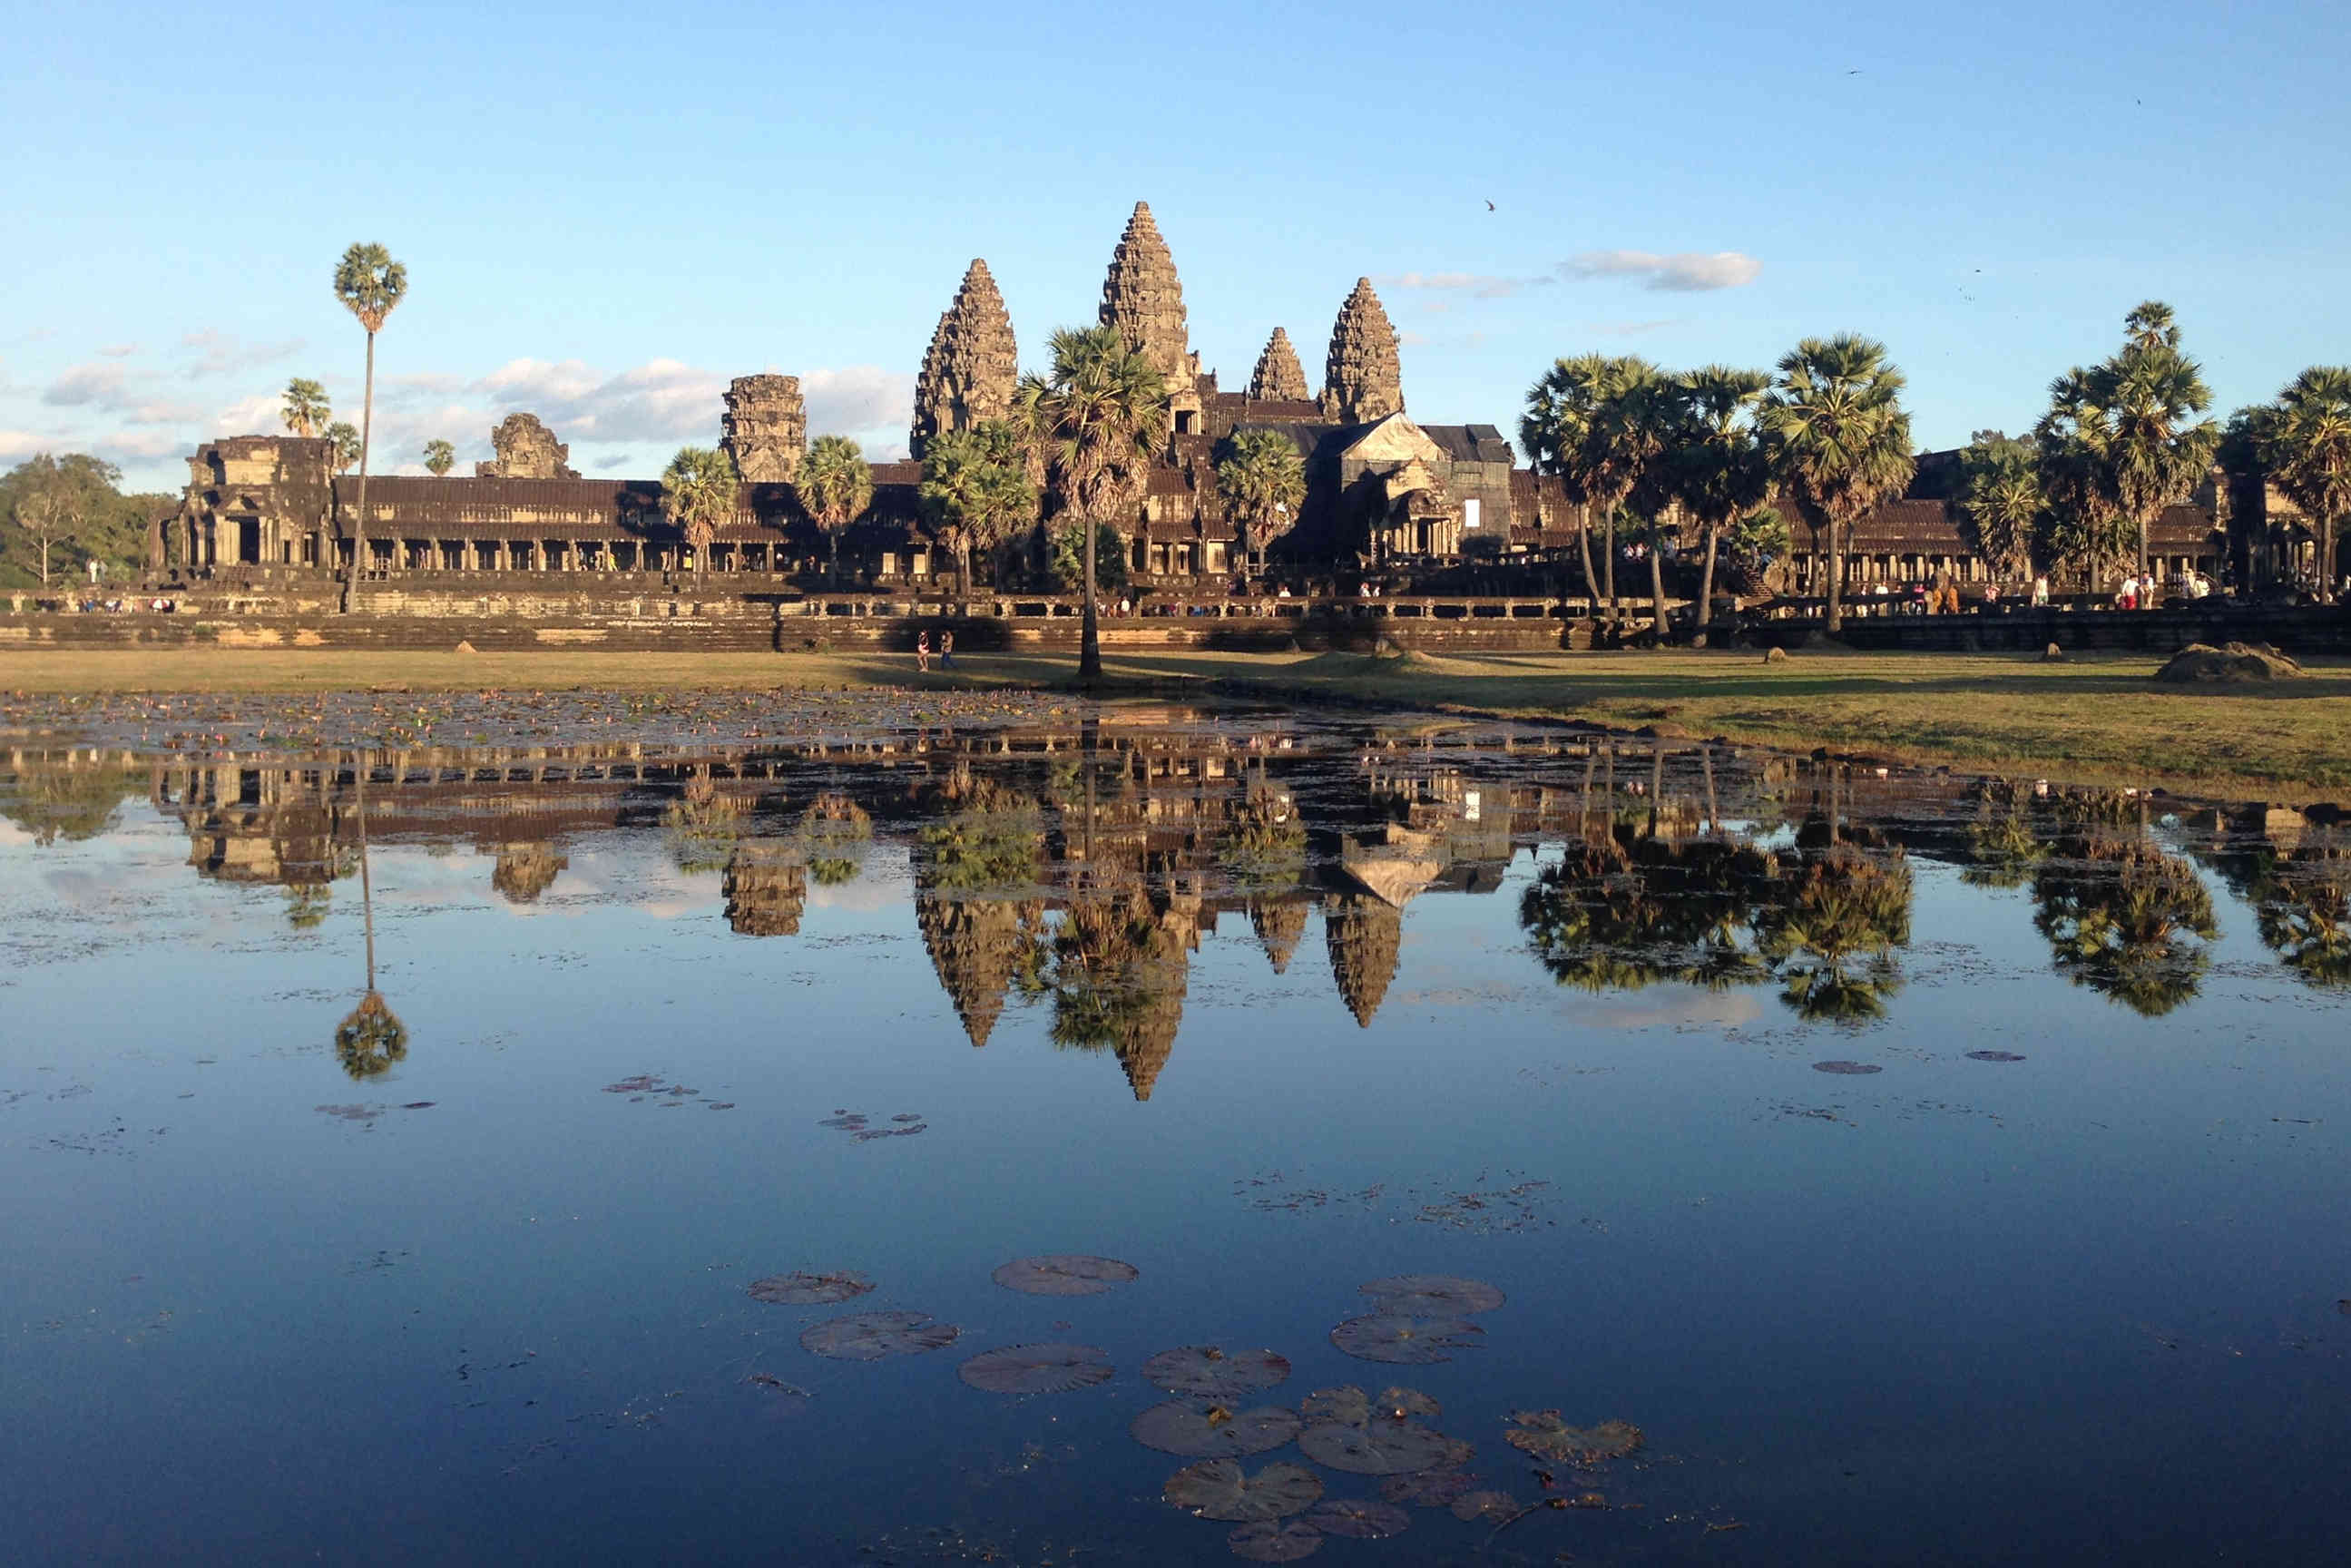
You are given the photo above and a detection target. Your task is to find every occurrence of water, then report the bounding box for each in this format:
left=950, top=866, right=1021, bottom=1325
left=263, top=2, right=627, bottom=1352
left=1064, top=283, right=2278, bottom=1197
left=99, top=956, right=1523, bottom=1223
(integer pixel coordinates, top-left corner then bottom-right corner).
left=4, top=707, right=2347, bottom=1565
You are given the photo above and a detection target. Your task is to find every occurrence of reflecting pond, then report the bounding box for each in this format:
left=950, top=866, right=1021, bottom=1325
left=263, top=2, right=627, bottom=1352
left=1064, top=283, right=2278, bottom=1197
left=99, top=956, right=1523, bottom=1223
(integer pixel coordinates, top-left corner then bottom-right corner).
left=4, top=707, right=2348, bottom=1564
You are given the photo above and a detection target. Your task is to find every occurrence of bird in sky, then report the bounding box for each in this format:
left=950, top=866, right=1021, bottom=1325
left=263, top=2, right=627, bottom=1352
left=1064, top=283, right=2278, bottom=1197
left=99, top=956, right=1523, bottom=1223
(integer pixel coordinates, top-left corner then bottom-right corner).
left=1484, top=201, right=1495, bottom=211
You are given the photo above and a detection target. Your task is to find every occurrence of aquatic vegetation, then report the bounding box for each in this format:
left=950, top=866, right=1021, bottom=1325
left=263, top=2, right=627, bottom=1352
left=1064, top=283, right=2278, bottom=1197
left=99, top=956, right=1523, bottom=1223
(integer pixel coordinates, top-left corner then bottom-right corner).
left=956, top=1343, right=1114, bottom=1394
left=1131, top=1401, right=1303, bottom=1457
left=1298, top=1387, right=1369, bottom=1426
left=747, top=1271, right=874, bottom=1306
left=1359, top=1275, right=1503, bottom=1316
left=991, top=1254, right=1138, bottom=1296
left=1965, top=1050, right=2027, bottom=1063
left=1141, top=1346, right=1291, bottom=1400
left=1163, top=1458, right=1324, bottom=1522
left=1380, top=1468, right=1477, bottom=1507
left=1304, top=1498, right=1411, bottom=1539
left=1225, top=1519, right=1322, bottom=1561
left=1328, top=1314, right=1484, bottom=1365
left=1448, top=1489, right=1520, bottom=1524
left=1298, top=1419, right=1473, bottom=1475
left=1503, top=1411, right=1644, bottom=1464
left=798, top=1310, right=961, bottom=1360
left=820, top=1110, right=928, bottom=1141
left=1811, top=1060, right=1882, bottom=1075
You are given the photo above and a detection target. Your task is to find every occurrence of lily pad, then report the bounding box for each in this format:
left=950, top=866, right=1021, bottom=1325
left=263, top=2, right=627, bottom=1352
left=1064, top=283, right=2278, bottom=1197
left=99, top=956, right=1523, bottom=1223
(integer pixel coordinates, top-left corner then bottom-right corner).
left=1165, top=1458, right=1324, bottom=1522
left=1450, top=1489, right=1520, bottom=1524
left=1328, top=1314, right=1484, bottom=1365
left=991, top=1254, right=1140, bottom=1297
left=1298, top=1386, right=1369, bottom=1426
left=1298, top=1420, right=1473, bottom=1475
left=1306, top=1498, right=1411, bottom=1540
left=1376, top=1386, right=1440, bottom=1421
left=1143, top=1345, right=1292, bottom=1399
left=1811, top=1060, right=1883, bottom=1075
left=1132, top=1400, right=1303, bottom=1457
left=1360, top=1274, right=1504, bottom=1316
left=957, top=1342, right=1113, bottom=1394
left=1965, top=1050, right=2027, bottom=1063
left=747, top=1270, right=874, bottom=1306
left=1227, top=1520, right=1322, bottom=1562
left=1381, top=1468, right=1477, bottom=1507
left=1503, top=1411, right=1645, bottom=1464
left=798, top=1309, right=961, bottom=1360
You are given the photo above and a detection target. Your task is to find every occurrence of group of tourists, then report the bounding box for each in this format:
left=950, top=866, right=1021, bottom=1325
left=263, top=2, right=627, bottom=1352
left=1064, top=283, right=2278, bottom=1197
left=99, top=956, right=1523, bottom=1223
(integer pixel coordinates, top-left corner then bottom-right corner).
left=913, top=630, right=957, bottom=673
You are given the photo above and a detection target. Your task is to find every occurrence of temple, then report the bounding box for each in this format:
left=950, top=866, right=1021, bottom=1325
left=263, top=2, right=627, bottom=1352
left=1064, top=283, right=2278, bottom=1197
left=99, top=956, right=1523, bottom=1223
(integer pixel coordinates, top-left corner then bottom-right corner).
left=169, top=201, right=2306, bottom=596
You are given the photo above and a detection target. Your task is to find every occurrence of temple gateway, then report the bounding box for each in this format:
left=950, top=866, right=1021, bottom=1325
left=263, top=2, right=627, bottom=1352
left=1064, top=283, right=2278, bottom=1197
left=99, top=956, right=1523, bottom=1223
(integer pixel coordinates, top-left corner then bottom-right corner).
left=171, top=201, right=2256, bottom=594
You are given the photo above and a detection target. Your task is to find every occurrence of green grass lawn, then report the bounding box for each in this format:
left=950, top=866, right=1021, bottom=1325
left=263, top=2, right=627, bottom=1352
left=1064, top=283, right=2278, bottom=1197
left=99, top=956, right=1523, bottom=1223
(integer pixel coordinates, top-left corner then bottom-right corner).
left=5, top=644, right=2346, bottom=799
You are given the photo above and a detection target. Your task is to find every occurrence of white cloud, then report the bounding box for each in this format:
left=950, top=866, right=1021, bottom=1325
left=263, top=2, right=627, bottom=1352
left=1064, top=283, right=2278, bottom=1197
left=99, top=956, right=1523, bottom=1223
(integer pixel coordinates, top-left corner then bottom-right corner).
left=1560, top=250, right=1761, bottom=292
left=1376, top=270, right=1530, bottom=300
left=176, top=330, right=306, bottom=377
left=0, top=430, right=48, bottom=462
left=96, top=343, right=141, bottom=358
left=43, top=363, right=130, bottom=408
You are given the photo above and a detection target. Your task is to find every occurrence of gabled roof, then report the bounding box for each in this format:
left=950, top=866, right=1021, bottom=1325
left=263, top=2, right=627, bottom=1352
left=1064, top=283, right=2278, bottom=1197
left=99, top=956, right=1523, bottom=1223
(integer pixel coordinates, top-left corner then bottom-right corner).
left=1337, top=411, right=1446, bottom=466
left=1418, top=423, right=1515, bottom=465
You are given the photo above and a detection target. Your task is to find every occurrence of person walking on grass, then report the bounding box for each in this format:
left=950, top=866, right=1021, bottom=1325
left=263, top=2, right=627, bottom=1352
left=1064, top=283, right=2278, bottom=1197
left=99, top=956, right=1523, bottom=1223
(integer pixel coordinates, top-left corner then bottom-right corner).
left=916, top=630, right=931, bottom=673
left=938, top=629, right=957, bottom=671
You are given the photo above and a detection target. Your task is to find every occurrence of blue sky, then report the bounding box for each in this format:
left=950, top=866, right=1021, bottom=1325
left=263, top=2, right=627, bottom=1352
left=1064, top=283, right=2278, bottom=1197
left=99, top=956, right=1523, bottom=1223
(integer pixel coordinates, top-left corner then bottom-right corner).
left=5, top=0, right=2346, bottom=491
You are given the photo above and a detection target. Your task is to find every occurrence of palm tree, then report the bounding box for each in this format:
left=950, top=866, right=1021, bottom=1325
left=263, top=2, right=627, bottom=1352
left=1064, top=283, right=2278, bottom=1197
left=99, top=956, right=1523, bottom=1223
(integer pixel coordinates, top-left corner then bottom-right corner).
left=2035, top=371, right=2133, bottom=591
left=335, top=750, right=407, bottom=1079
left=1667, top=366, right=1772, bottom=642
left=281, top=378, right=330, bottom=438
left=661, top=446, right=740, bottom=577
left=326, top=422, right=361, bottom=475
left=331, top=242, right=408, bottom=612
left=1021, top=325, right=1170, bottom=682
left=1759, top=335, right=1916, bottom=634
left=1520, top=355, right=1673, bottom=636
left=798, top=435, right=873, bottom=583
left=2124, top=299, right=2179, bottom=353
left=1214, top=426, right=1307, bottom=573
left=422, top=439, right=456, bottom=477
left=2258, top=366, right=2351, bottom=603
left=918, top=419, right=1037, bottom=597
left=1956, top=433, right=2044, bottom=584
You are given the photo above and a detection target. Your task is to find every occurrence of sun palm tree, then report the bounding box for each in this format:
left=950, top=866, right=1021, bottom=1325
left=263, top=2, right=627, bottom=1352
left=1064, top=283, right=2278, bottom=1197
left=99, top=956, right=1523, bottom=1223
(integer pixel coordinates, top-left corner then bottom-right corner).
left=1022, top=325, right=1170, bottom=682
left=798, top=435, right=874, bottom=583
left=1667, top=366, right=1772, bottom=642
left=2258, top=366, right=2351, bottom=603
left=325, top=422, right=360, bottom=475
left=422, top=439, right=456, bottom=477
left=1759, top=335, right=1916, bottom=635
left=281, top=378, right=330, bottom=438
left=1520, top=354, right=1673, bottom=636
left=331, top=243, right=407, bottom=611
left=1956, top=433, right=2044, bottom=584
left=918, top=419, right=1037, bottom=597
left=1214, top=426, right=1308, bottom=573
left=661, top=446, right=740, bottom=577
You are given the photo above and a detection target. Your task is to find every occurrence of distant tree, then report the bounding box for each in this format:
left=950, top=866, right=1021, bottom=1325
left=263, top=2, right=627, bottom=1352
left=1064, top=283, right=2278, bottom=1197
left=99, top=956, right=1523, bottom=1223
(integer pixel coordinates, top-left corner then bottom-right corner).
left=0, top=454, right=164, bottom=588
left=1666, top=366, right=1772, bottom=641
left=2036, top=369, right=2130, bottom=591
left=326, top=422, right=361, bottom=475
left=1047, top=521, right=1130, bottom=595
left=1213, top=426, right=1307, bottom=573
left=918, top=419, right=1037, bottom=593
left=332, top=241, right=408, bottom=611
left=422, top=438, right=456, bottom=477
left=1521, top=354, right=1673, bottom=635
left=281, top=377, right=331, bottom=438
left=798, top=435, right=875, bottom=581
left=1019, top=325, right=1169, bottom=681
left=661, top=446, right=740, bottom=576
left=1956, top=432, right=2044, bottom=583
left=2257, top=366, right=2351, bottom=603
left=6, top=454, right=74, bottom=587
left=1759, top=335, right=1916, bottom=634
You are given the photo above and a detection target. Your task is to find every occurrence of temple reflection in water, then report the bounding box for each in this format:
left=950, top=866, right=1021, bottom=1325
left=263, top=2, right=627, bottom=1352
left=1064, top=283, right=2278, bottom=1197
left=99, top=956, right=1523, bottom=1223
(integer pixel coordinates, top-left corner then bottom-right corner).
left=5, top=712, right=2346, bottom=1097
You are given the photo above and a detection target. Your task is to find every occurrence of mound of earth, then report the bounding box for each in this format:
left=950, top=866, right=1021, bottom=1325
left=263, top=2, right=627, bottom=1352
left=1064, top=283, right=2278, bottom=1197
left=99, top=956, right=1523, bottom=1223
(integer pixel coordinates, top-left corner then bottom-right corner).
left=2153, top=642, right=2305, bottom=684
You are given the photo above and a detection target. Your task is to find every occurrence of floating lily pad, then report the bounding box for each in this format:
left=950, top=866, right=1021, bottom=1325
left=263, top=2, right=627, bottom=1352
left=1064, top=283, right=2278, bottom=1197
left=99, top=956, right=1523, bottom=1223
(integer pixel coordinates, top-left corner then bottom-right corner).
left=1376, top=1386, right=1440, bottom=1421
left=1143, top=1346, right=1292, bottom=1398
left=1165, top=1459, right=1324, bottom=1522
left=991, top=1254, right=1140, bottom=1297
left=1811, top=1060, right=1883, bottom=1075
left=958, top=1342, right=1113, bottom=1394
left=1131, top=1400, right=1302, bottom=1456
left=1328, top=1314, right=1484, bottom=1365
left=798, top=1309, right=961, bottom=1360
left=1965, top=1050, right=2027, bottom=1063
left=1298, top=1386, right=1369, bottom=1426
left=1503, top=1411, right=1645, bottom=1463
left=748, top=1270, right=874, bottom=1306
left=1227, top=1520, right=1322, bottom=1562
left=1298, top=1420, right=1473, bottom=1475
left=1450, top=1489, right=1520, bottom=1524
left=1381, top=1469, right=1476, bottom=1507
left=1360, top=1275, right=1504, bottom=1315
left=1306, top=1498, right=1412, bottom=1540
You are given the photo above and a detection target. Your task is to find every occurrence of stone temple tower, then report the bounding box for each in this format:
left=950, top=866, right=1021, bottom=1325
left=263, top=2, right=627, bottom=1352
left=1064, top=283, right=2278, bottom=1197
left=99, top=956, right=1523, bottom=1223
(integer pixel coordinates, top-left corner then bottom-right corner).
left=910, top=259, right=1020, bottom=458
left=1247, top=327, right=1311, bottom=403
left=1320, top=278, right=1405, bottom=425
left=1099, top=201, right=1201, bottom=434
left=722, top=375, right=807, bottom=482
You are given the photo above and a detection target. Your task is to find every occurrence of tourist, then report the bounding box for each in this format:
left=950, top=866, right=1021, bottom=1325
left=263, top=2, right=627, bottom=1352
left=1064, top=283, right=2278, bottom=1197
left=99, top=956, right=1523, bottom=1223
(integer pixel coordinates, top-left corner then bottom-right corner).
left=1276, top=584, right=1292, bottom=601
left=2118, top=573, right=2140, bottom=612
left=2033, top=574, right=2050, bottom=607
left=938, top=630, right=956, bottom=670
left=916, top=631, right=930, bottom=673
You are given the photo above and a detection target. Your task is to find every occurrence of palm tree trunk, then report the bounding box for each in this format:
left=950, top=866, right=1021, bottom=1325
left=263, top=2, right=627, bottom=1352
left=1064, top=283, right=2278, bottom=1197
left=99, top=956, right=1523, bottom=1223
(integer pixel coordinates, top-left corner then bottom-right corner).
left=343, top=329, right=376, bottom=613
left=1574, top=505, right=1601, bottom=612
left=356, top=750, right=375, bottom=992
left=1825, top=512, right=1845, bottom=634
left=1647, top=532, right=1667, bottom=644
left=1696, top=526, right=1721, bottom=647
left=40, top=537, right=49, bottom=588
left=2138, top=513, right=2150, bottom=604
left=2323, top=514, right=2337, bottom=605
left=1079, top=515, right=1102, bottom=684
left=1603, top=507, right=1619, bottom=637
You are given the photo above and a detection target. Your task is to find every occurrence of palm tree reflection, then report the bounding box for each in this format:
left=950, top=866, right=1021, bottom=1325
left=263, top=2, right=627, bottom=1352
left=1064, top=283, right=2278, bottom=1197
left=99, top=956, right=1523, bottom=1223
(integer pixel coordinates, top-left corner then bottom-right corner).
left=334, top=750, right=408, bottom=1079
left=2032, top=830, right=2217, bottom=1016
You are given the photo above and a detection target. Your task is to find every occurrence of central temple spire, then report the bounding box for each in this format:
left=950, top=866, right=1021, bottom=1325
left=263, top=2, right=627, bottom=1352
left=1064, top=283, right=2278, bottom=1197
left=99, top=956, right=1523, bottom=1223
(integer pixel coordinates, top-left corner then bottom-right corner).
left=1321, top=278, right=1405, bottom=425
left=1099, top=202, right=1199, bottom=428
left=910, top=259, right=1019, bottom=457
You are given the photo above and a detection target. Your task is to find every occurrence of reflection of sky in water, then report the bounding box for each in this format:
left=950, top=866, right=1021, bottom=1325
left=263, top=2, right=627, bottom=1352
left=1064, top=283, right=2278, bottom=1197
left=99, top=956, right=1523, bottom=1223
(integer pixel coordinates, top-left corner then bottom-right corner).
left=2, top=739, right=2348, bottom=1566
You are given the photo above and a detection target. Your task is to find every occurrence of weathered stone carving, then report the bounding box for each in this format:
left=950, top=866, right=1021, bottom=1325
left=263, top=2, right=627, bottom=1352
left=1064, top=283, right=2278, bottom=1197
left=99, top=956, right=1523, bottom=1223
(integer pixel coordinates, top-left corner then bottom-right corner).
left=1248, top=328, right=1311, bottom=403
left=722, top=375, right=807, bottom=482
left=1321, top=279, right=1406, bottom=425
left=1099, top=201, right=1192, bottom=391
left=475, top=413, right=577, bottom=480
left=910, top=260, right=1019, bottom=458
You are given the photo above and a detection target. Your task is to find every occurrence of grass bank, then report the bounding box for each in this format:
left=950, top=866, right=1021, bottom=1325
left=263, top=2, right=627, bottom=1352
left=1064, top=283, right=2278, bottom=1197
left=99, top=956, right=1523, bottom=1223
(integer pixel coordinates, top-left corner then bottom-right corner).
left=5, top=645, right=2346, bottom=799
